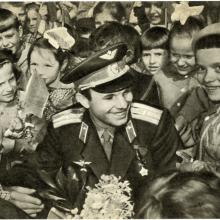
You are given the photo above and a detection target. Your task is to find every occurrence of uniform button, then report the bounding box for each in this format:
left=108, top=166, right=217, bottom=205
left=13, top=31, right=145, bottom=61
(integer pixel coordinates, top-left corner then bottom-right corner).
left=177, top=102, right=181, bottom=107
left=184, top=75, right=188, bottom=79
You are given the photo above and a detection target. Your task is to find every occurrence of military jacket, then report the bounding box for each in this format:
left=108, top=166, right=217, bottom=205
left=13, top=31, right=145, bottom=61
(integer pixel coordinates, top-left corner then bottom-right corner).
left=3, top=102, right=183, bottom=191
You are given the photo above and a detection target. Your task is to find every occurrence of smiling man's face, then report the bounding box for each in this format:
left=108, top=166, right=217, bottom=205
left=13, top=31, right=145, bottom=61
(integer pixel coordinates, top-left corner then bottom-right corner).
left=87, top=88, right=133, bottom=127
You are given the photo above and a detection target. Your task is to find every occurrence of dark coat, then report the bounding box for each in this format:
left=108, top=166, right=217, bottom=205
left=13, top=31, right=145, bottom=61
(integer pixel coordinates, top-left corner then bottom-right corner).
left=131, top=68, right=161, bottom=107
left=2, top=104, right=182, bottom=184
left=1, top=103, right=183, bottom=215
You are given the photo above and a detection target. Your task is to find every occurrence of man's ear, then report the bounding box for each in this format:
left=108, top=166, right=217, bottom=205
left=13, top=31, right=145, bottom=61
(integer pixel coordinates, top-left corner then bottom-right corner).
left=60, top=58, right=68, bottom=72
left=75, top=92, right=90, bottom=109
left=125, top=49, right=134, bottom=64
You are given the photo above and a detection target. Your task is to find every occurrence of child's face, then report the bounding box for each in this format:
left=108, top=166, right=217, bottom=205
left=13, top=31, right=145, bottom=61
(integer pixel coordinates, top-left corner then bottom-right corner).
left=0, top=27, right=20, bottom=55
left=170, top=36, right=195, bottom=76
left=144, top=3, right=163, bottom=25
left=95, top=10, right=117, bottom=28
left=0, top=62, right=17, bottom=103
left=196, top=48, right=220, bottom=102
left=142, top=48, right=168, bottom=75
left=27, top=9, right=40, bottom=34
left=30, top=47, right=60, bottom=85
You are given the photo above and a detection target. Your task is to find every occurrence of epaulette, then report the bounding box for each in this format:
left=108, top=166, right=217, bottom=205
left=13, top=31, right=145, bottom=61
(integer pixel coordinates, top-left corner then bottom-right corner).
left=52, top=108, right=84, bottom=128
left=131, top=102, right=163, bottom=125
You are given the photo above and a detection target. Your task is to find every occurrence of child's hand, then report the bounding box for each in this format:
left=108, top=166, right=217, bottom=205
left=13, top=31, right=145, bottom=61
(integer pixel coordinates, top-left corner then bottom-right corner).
left=4, top=118, right=25, bottom=139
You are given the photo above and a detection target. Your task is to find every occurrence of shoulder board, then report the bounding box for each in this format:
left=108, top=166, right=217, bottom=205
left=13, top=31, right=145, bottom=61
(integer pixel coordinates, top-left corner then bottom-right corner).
left=52, top=108, right=84, bottom=128
left=131, top=102, right=163, bottom=125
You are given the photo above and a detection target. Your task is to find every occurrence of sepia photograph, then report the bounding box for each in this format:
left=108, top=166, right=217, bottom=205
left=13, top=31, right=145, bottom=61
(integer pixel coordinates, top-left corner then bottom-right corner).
left=0, top=1, right=220, bottom=218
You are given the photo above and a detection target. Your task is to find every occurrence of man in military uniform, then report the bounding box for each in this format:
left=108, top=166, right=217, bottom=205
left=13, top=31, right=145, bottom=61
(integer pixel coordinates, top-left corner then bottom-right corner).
left=2, top=43, right=183, bottom=217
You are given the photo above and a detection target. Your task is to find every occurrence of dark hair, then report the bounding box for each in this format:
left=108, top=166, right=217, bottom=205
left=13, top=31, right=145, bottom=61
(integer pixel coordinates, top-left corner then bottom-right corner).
left=27, top=38, right=68, bottom=67
left=25, top=2, right=40, bottom=12
left=169, top=17, right=204, bottom=45
left=121, top=24, right=141, bottom=63
left=89, top=21, right=124, bottom=51
left=80, top=89, right=91, bottom=100
left=141, top=26, right=169, bottom=50
left=72, top=37, right=92, bottom=59
left=195, top=34, right=220, bottom=52
left=90, top=22, right=141, bottom=64
left=137, top=171, right=220, bottom=219
left=93, top=2, right=126, bottom=22
left=0, top=8, right=19, bottom=32
left=0, top=49, right=20, bottom=80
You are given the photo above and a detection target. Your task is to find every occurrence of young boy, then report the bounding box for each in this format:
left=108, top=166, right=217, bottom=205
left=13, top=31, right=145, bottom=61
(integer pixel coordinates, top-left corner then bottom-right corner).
left=141, top=26, right=169, bottom=76
left=177, top=23, right=220, bottom=172
left=141, top=26, right=169, bottom=109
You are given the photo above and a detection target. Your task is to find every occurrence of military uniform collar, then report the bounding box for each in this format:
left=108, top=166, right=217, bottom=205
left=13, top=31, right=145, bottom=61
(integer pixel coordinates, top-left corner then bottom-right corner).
left=78, top=110, right=137, bottom=178
left=79, top=110, right=136, bottom=145
left=90, top=112, right=115, bottom=139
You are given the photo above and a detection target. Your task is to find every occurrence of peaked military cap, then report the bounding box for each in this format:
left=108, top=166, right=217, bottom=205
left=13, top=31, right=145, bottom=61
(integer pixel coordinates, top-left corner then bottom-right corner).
left=61, top=43, right=134, bottom=93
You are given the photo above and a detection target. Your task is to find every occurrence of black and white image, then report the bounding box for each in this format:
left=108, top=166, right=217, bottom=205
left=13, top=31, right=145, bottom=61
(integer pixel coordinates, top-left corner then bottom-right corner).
left=0, top=1, right=220, bottom=219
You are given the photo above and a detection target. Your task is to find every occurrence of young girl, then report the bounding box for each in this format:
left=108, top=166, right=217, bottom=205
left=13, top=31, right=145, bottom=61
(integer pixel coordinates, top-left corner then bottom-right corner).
left=16, top=37, right=76, bottom=152
left=147, top=17, right=204, bottom=116
left=163, top=16, right=204, bottom=115
left=27, top=37, right=75, bottom=121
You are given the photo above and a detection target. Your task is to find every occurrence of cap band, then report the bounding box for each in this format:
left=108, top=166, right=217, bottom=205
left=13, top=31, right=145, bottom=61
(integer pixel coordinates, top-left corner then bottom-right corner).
left=78, top=62, right=130, bottom=91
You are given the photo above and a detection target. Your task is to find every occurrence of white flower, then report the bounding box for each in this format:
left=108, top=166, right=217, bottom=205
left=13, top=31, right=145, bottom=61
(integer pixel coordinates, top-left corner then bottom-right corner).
left=139, top=166, right=148, bottom=176
left=79, top=174, right=134, bottom=219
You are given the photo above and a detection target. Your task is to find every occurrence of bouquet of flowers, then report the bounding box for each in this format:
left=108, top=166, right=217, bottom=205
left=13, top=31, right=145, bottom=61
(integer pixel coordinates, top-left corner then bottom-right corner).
left=38, top=163, right=134, bottom=219
left=75, top=174, right=134, bottom=219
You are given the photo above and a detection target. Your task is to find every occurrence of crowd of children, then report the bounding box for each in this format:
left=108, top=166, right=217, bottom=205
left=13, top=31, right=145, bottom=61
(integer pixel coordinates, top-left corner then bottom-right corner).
left=0, top=1, right=220, bottom=218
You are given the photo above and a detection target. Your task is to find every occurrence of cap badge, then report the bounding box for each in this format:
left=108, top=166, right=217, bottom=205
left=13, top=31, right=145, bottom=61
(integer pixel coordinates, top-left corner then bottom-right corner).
left=107, top=62, right=129, bottom=77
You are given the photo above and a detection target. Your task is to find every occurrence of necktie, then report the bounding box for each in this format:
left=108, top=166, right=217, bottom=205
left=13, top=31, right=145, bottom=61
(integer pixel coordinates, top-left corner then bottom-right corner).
left=102, top=130, right=112, bottom=161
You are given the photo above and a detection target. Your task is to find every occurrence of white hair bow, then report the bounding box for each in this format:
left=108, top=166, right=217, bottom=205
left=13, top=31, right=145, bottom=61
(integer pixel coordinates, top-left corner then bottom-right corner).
left=171, top=2, right=204, bottom=25
left=44, top=27, right=75, bottom=50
